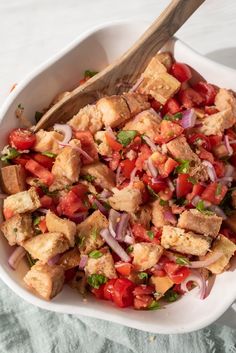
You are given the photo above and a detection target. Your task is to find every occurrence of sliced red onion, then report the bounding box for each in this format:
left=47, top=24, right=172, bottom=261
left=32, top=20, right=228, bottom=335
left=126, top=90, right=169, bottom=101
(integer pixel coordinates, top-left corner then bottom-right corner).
left=37, top=208, right=49, bottom=214
left=147, top=157, right=158, bottom=178
left=99, top=189, right=113, bottom=200
left=181, top=109, right=196, bottom=129
left=129, top=167, right=138, bottom=187
left=79, top=254, right=88, bottom=269
left=224, top=164, right=234, bottom=177
left=116, top=213, right=130, bottom=241
left=208, top=205, right=227, bottom=220
left=224, top=135, right=233, bottom=156
left=92, top=198, right=108, bottom=216
left=167, top=178, right=175, bottom=192
left=54, top=124, right=72, bottom=145
left=8, top=246, right=26, bottom=270
left=202, top=160, right=217, bottom=182
left=116, top=166, right=122, bottom=185
left=188, top=252, right=223, bottom=268
left=164, top=211, right=177, bottom=225
left=70, top=212, right=88, bottom=224
left=108, top=209, right=121, bottom=238
left=217, top=176, right=233, bottom=186
left=48, top=254, right=61, bottom=266
left=102, top=156, right=113, bottom=162
left=180, top=269, right=206, bottom=300
left=59, top=142, right=93, bottom=162
left=164, top=251, right=178, bottom=262
left=123, top=233, right=135, bottom=244
left=142, top=135, right=157, bottom=152
left=129, top=77, right=144, bottom=92
left=100, top=228, right=131, bottom=262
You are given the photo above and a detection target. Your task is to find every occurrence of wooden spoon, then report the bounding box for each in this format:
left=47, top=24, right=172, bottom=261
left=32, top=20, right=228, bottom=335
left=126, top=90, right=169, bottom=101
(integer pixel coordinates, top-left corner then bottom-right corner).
left=35, top=0, right=205, bottom=131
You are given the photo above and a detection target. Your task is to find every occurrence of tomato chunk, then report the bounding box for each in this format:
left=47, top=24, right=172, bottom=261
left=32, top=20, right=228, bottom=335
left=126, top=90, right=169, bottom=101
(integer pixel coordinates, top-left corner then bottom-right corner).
left=74, top=130, right=98, bottom=164
left=135, top=144, right=152, bottom=171
left=186, top=184, right=205, bottom=202
left=38, top=218, right=48, bottom=233
left=92, top=284, right=105, bottom=299
left=13, top=154, right=31, bottom=167
left=158, top=158, right=179, bottom=178
left=193, top=81, right=217, bottom=105
left=112, top=278, right=135, bottom=308
left=3, top=208, right=14, bottom=220
left=133, top=285, right=155, bottom=296
left=9, top=128, right=36, bottom=150
left=142, top=174, right=167, bottom=194
left=25, top=159, right=54, bottom=186
left=201, top=182, right=227, bottom=205
left=188, top=133, right=211, bottom=151
left=134, top=295, right=153, bottom=310
left=57, top=186, right=88, bottom=218
left=105, top=132, right=122, bottom=151
left=103, top=279, right=117, bottom=301
left=171, top=62, right=192, bottom=83
left=40, top=195, right=53, bottom=208
left=176, top=174, right=193, bottom=199
left=178, top=88, right=204, bottom=108
left=120, top=159, right=136, bottom=179
left=32, top=153, right=55, bottom=170
left=155, top=120, right=184, bottom=144
left=164, top=262, right=190, bottom=284
left=162, top=98, right=181, bottom=116
left=115, top=262, right=133, bottom=276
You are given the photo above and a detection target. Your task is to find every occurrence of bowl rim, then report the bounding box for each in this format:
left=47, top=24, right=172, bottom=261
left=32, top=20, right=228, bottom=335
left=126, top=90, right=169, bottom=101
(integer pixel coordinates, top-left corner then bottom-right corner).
left=0, top=18, right=236, bottom=334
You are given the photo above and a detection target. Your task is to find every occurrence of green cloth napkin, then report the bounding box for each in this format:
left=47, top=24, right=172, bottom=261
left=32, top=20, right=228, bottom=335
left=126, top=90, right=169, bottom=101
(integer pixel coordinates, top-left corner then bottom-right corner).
left=0, top=280, right=235, bottom=353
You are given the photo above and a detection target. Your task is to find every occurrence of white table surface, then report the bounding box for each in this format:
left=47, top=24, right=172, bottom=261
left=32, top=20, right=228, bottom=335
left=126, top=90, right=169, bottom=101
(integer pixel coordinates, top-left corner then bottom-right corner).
left=0, top=0, right=235, bottom=329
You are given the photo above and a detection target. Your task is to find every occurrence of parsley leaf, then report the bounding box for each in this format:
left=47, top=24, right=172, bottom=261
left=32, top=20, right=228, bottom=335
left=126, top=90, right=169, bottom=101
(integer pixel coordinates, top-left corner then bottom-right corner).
left=91, top=228, right=98, bottom=239
left=176, top=256, right=190, bottom=266
left=159, top=199, right=168, bottom=206
left=215, top=183, right=222, bottom=196
left=81, top=174, right=96, bottom=182
left=33, top=217, right=41, bottom=226
left=164, top=289, right=180, bottom=302
left=26, top=252, right=37, bottom=267
left=117, top=130, right=137, bottom=147
left=89, top=250, right=103, bottom=259
left=163, top=112, right=182, bottom=121
left=175, top=159, right=190, bottom=174
left=138, top=272, right=148, bottom=280
left=35, top=111, right=43, bottom=123
left=148, top=300, right=161, bottom=310
left=84, top=70, right=98, bottom=78
left=187, top=176, right=197, bottom=184
left=42, top=151, right=57, bottom=158
left=126, top=245, right=133, bottom=253
left=196, top=200, right=214, bottom=215
left=147, top=230, right=154, bottom=240
left=1, top=147, right=20, bottom=163
left=87, top=274, right=107, bottom=288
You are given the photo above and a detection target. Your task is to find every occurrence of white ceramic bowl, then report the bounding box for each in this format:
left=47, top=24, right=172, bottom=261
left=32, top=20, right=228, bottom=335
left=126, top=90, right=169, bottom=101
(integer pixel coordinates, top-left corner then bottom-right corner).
left=0, top=20, right=236, bottom=334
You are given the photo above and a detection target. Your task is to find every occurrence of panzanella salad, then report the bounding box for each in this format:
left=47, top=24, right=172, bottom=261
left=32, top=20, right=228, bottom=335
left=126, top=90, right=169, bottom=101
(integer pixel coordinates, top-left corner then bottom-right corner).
left=1, top=53, right=236, bottom=310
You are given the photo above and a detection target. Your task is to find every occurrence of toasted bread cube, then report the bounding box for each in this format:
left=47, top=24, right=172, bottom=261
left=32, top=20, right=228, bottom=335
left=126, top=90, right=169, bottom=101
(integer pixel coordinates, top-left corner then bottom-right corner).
left=68, top=104, right=103, bottom=135
left=130, top=205, right=152, bottom=228
left=77, top=210, right=107, bottom=254
left=178, top=210, right=222, bottom=238
left=201, top=235, right=236, bottom=274
left=123, top=109, right=161, bottom=140
left=215, top=88, right=236, bottom=116
left=96, top=96, right=130, bottom=128
left=95, top=131, right=113, bottom=156
left=34, top=130, right=63, bottom=154
left=24, top=262, right=64, bottom=300
left=132, top=242, right=163, bottom=271
left=81, top=162, right=115, bottom=191
left=161, top=226, right=211, bottom=256
left=109, top=187, right=142, bottom=213
left=149, top=275, right=174, bottom=299
left=85, top=248, right=117, bottom=279
left=0, top=213, right=33, bottom=246
left=45, top=211, right=76, bottom=247
left=0, top=165, right=26, bottom=195
left=166, top=136, right=208, bottom=181
left=51, top=140, right=81, bottom=184
left=142, top=56, right=167, bottom=78
left=3, top=187, right=41, bottom=215
left=198, top=109, right=236, bottom=136
left=23, top=232, right=69, bottom=263
left=58, top=248, right=81, bottom=270
left=122, top=92, right=150, bottom=117
left=212, top=143, right=229, bottom=159
left=151, top=200, right=173, bottom=228
left=156, top=52, right=173, bottom=71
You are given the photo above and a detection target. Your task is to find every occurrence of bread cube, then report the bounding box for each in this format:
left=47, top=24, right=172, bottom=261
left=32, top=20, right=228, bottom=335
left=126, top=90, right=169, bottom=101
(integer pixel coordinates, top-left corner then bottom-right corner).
left=68, top=104, right=103, bottom=135
left=109, top=187, right=142, bottom=213
left=24, top=262, right=64, bottom=300
left=198, top=109, right=236, bottom=136
left=151, top=200, right=173, bottom=228
left=122, top=92, right=150, bottom=117
left=96, top=96, right=130, bottom=128
left=130, top=205, right=152, bottom=228
left=132, top=242, right=164, bottom=271
left=0, top=213, right=33, bottom=246
left=34, top=130, right=63, bottom=154
left=46, top=211, right=76, bottom=247
left=0, top=165, right=26, bottom=194
left=58, top=248, right=81, bottom=270
left=23, top=232, right=69, bottom=263
left=85, top=248, right=117, bottom=279
left=149, top=275, right=174, bottom=299
left=215, top=88, right=236, bottom=116
left=81, top=162, right=115, bottom=191
left=3, top=187, right=41, bottom=215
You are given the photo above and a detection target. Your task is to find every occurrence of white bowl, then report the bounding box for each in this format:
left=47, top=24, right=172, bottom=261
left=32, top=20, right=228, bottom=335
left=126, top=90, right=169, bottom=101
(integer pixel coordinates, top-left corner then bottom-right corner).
left=0, top=20, right=236, bottom=334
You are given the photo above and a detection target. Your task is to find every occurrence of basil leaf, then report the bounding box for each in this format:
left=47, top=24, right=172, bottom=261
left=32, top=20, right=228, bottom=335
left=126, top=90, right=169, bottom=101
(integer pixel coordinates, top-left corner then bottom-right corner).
left=147, top=230, right=154, bottom=240
left=42, top=151, right=57, bottom=158
left=187, top=176, right=197, bottom=185
left=164, top=289, right=180, bottom=302
left=26, top=252, right=37, bottom=267
left=138, top=272, right=148, bottom=280
left=84, top=70, right=98, bottom=78
left=1, top=147, right=20, bottom=163
left=89, top=250, right=103, bottom=259
left=196, top=200, right=214, bottom=215
left=175, top=159, right=190, bottom=174
left=87, top=274, right=107, bottom=289
left=163, top=112, right=182, bottom=121
left=176, top=256, right=190, bottom=266
left=148, top=300, right=161, bottom=310
left=159, top=199, right=168, bottom=206
left=35, top=111, right=43, bottom=123
left=81, top=174, right=96, bottom=182
left=117, top=130, right=137, bottom=147
left=126, top=245, right=133, bottom=253
left=33, top=217, right=41, bottom=226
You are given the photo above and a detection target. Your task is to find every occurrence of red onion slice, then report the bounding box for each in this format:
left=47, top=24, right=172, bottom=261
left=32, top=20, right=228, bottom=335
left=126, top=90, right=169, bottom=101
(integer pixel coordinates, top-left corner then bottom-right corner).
left=142, top=136, right=157, bottom=152
left=208, top=205, right=227, bottom=220
left=59, top=142, right=93, bottom=162
left=164, top=211, right=177, bottom=225
left=116, top=213, right=130, bottom=241
left=224, top=164, right=234, bottom=177
left=180, top=269, right=206, bottom=299
left=224, top=135, right=234, bottom=156
left=188, top=252, right=223, bottom=268
left=147, top=157, right=158, bottom=178
left=108, top=209, right=121, bottom=238
left=123, top=233, right=135, bottom=244
left=8, top=246, right=26, bottom=270
left=54, top=124, right=72, bottom=145
left=92, top=198, right=108, bottom=216
left=181, top=109, right=196, bottom=129
left=48, top=254, right=61, bottom=266
left=69, top=212, right=88, bottom=224
left=99, top=190, right=113, bottom=200
left=202, top=160, right=217, bottom=182
left=79, top=254, right=88, bottom=269
left=167, top=178, right=175, bottom=192
left=100, top=228, right=131, bottom=262
left=37, top=208, right=49, bottom=214
left=129, top=167, right=138, bottom=187
left=116, top=166, right=124, bottom=186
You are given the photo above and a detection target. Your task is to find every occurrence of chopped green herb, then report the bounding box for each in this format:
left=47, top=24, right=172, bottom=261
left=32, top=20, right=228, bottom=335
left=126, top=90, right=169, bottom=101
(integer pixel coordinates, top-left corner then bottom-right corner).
left=42, top=151, right=57, bottom=158
left=13, top=228, right=18, bottom=233
left=95, top=139, right=102, bottom=145
left=82, top=174, right=96, bottom=182
left=89, top=250, right=103, bottom=259
left=148, top=300, right=161, bottom=310
left=176, top=256, right=190, bottom=266
left=216, top=183, right=222, bottom=196
left=175, top=159, right=190, bottom=174
left=91, top=202, right=98, bottom=210
left=26, top=253, right=37, bottom=267
left=196, top=200, right=214, bottom=215
left=35, top=111, right=43, bottom=123
left=87, top=274, right=107, bottom=289
left=76, top=235, right=85, bottom=247
left=84, top=70, right=98, bottom=78
left=159, top=199, right=168, bottom=206
left=138, top=272, right=148, bottom=280
left=147, top=230, right=154, bottom=240
left=174, top=197, right=188, bottom=206
left=126, top=245, right=133, bottom=253
left=163, top=112, right=182, bottom=121
left=188, top=176, right=197, bottom=185
left=39, top=183, right=58, bottom=196
left=147, top=185, right=158, bottom=198
left=164, top=289, right=180, bottom=302
left=91, top=228, right=98, bottom=240
left=33, top=217, right=41, bottom=226
left=117, top=130, right=137, bottom=147
left=1, top=147, right=20, bottom=163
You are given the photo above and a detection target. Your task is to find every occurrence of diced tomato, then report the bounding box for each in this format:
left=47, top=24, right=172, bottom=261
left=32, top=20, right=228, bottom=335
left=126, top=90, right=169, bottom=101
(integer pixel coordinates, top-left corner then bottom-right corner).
left=92, top=284, right=105, bottom=299
left=32, top=153, right=55, bottom=170
left=178, top=88, right=204, bottom=108
left=133, top=285, right=155, bottom=296
left=74, top=130, right=98, bottom=164
left=25, top=159, right=54, bottom=186
left=38, top=218, right=48, bottom=233
left=187, top=184, right=205, bottom=202
left=109, top=151, right=120, bottom=171
left=3, top=208, right=14, bottom=220
left=164, top=262, right=190, bottom=284
left=205, top=106, right=219, bottom=115
left=142, top=174, right=167, bottom=194
left=188, top=133, right=211, bottom=151
left=198, top=147, right=214, bottom=164
left=134, top=295, right=153, bottom=310
left=171, top=62, right=192, bottom=83
left=120, top=159, right=136, bottom=179
left=193, top=81, right=217, bottom=106
left=103, top=279, right=117, bottom=301
left=159, top=158, right=179, bottom=178
left=131, top=224, right=160, bottom=243
left=158, top=188, right=173, bottom=201
left=40, top=195, right=53, bottom=208
left=71, top=184, right=88, bottom=198
left=125, top=136, right=142, bottom=152
left=64, top=267, right=77, bottom=283
left=152, top=269, right=166, bottom=277
left=112, top=278, right=135, bottom=308
left=208, top=135, right=222, bottom=148
left=176, top=174, right=193, bottom=199
left=201, top=182, right=227, bottom=205
left=135, top=144, right=152, bottom=170
left=105, top=133, right=123, bottom=152
left=115, top=262, right=133, bottom=276
left=13, top=154, right=31, bottom=167
left=57, top=188, right=88, bottom=218
left=155, top=120, right=184, bottom=144
left=162, top=98, right=181, bottom=116
left=150, top=98, right=162, bottom=112
left=213, top=161, right=225, bottom=178
left=8, top=128, right=36, bottom=150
